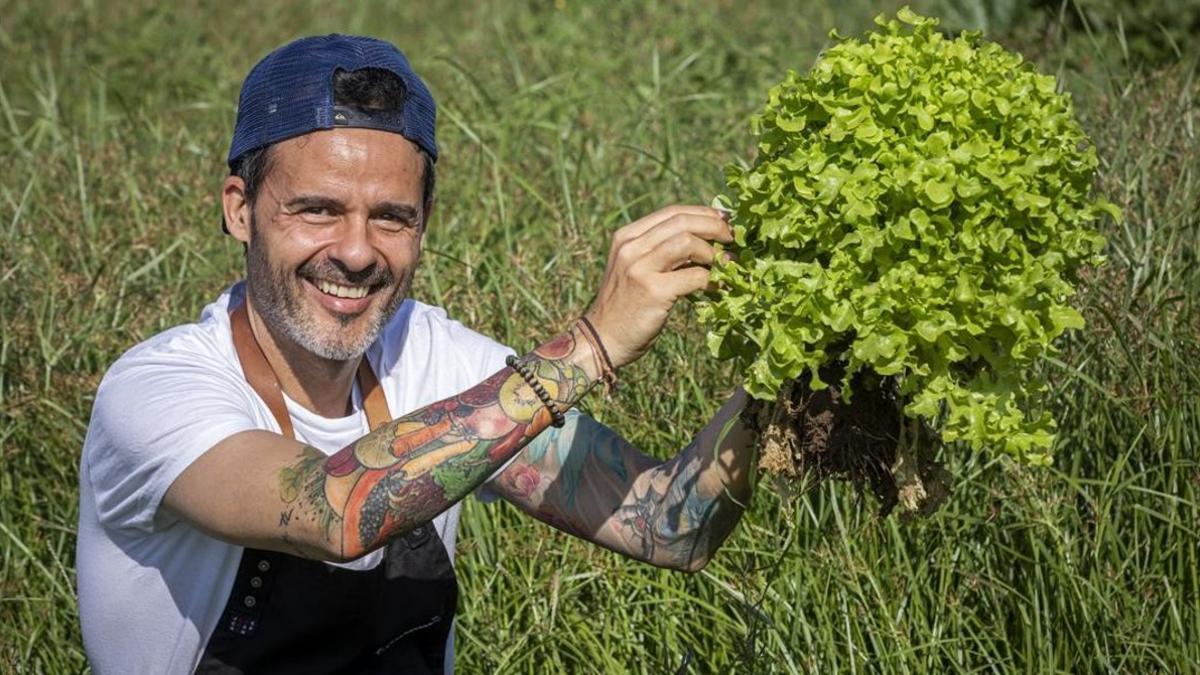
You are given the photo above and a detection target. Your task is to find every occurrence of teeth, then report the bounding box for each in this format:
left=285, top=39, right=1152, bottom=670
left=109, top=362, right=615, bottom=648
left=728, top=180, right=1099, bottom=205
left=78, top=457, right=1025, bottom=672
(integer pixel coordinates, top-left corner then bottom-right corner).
left=317, top=280, right=369, bottom=299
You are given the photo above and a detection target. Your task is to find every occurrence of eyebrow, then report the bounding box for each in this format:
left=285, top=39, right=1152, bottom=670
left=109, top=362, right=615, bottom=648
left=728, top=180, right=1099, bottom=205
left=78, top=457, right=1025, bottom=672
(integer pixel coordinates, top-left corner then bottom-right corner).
left=284, top=195, right=344, bottom=212
left=371, top=201, right=422, bottom=222
left=283, top=196, right=422, bottom=221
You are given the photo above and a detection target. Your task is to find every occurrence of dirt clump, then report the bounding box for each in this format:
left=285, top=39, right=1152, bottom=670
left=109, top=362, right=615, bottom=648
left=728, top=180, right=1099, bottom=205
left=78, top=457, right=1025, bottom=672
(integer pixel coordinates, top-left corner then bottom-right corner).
left=744, top=365, right=951, bottom=517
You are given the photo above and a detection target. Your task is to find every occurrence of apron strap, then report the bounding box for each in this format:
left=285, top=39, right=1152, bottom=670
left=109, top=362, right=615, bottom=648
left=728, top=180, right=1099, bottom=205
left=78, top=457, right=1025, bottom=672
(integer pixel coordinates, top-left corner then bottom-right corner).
left=357, top=358, right=391, bottom=432
left=229, top=301, right=391, bottom=437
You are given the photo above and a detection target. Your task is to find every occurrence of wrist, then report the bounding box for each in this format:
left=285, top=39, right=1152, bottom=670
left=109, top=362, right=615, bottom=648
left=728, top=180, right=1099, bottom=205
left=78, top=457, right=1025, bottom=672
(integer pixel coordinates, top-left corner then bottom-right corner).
left=564, top=323, right=604, bottom=384
left=574, top=316, right=618, bottom=392
left=522, top=328, right=601, bottom=412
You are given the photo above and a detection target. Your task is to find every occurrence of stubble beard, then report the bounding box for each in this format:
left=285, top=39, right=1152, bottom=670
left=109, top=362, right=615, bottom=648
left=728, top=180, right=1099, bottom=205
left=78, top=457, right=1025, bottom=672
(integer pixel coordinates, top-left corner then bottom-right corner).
left=245, top=222, right=413, bottom=362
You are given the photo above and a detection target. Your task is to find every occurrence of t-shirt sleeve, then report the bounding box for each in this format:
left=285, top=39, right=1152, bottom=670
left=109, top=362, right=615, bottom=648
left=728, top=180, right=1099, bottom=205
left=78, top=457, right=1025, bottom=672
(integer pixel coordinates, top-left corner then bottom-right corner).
left=83, top=350, right=262, bottom=533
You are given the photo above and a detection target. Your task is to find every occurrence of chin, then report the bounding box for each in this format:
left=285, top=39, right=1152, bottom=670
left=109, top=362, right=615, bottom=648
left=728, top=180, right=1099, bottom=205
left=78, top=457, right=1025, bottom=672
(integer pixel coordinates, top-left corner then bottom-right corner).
left=303, top=293, right=406, bottom=361
left=305, top=317, right=379, bottom=361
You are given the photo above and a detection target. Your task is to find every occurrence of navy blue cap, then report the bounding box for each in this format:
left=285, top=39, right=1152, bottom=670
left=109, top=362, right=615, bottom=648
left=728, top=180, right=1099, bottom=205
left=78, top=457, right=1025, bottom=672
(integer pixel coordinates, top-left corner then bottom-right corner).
left=227, top=34, right=437, bottom=168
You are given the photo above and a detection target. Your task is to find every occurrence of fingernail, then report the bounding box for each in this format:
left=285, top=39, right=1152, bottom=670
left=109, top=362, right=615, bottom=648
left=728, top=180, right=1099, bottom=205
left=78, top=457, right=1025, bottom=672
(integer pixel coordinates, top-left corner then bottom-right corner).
left=723, top=251, right=735, bottom=262
left=716, top=207, right=732, bottom=222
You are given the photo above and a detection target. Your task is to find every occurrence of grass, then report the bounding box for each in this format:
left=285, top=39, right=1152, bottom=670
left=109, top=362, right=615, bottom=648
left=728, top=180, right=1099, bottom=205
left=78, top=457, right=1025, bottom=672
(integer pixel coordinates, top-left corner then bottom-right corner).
left=1, top=0, right=1197, bottom=672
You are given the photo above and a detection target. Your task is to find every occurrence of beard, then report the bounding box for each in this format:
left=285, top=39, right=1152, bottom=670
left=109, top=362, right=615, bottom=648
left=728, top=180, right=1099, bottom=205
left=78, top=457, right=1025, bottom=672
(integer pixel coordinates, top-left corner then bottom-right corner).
left=245, top=221, right=413, bottom=361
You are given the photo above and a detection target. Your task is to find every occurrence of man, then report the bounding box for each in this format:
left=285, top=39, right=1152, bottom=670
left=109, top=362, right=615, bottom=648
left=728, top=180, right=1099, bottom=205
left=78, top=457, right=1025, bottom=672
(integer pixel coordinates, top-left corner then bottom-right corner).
left=76, top=34, right=758, bottom=674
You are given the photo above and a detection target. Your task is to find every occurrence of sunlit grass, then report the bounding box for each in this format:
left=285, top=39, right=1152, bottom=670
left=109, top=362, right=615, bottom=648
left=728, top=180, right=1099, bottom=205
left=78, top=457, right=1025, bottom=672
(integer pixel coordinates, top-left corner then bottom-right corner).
left=1, top=1, right=1196, bottom=672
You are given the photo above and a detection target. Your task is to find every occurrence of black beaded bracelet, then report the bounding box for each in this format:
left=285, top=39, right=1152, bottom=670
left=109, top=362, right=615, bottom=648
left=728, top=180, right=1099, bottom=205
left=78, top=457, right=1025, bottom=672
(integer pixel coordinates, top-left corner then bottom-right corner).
left=505, top=355, right=566, bottom=427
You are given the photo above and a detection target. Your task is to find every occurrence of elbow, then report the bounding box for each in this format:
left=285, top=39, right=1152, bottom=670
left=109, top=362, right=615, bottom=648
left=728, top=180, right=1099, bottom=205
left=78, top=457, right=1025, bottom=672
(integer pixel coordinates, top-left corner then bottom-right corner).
left=320, top=526, right=408, bottom=564
left=680, top=554, right=711, bottom=574
left=305, top=530, right=365, bottom=564
left=322, top=548, right=356, bottom=565
left=326, top=538, right=370, bottom=564
left=291, top=537, right=357, bottom=564
left=654, top=550, right=710, bottom=574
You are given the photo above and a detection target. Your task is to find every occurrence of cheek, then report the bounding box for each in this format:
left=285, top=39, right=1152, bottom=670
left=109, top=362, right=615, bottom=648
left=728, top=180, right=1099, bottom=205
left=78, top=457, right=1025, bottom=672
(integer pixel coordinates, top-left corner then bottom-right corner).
left=252, top=229, right=313, bottom=272
left=381, top=238, right=423, bottom=279
left=269, top=239, right=342, bottom=285
left=246, top=241, right=283, bottom=284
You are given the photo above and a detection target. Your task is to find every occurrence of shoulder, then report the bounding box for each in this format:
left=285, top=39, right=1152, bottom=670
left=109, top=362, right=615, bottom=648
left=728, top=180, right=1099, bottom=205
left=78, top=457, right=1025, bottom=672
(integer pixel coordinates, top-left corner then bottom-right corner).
left=100, top=281, right=247, bottom=388
left=405, top=300, right=508, bottom=348
left=82, top=287, right=262, bottom=532
left=89, top=293, right=258, bottom=451
left=377, top=299, right=514, bottom=368
left=99, top=306, right=244, bottom=400
left=369, top=300, right=514, bottom=398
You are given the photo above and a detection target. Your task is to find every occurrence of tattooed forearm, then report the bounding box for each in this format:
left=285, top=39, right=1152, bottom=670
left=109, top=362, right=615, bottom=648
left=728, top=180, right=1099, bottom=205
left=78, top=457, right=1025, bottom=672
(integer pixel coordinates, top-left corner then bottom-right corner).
left=616, top=410, right=750, bottom=570
left=276, top=327, right=598, bottom=561
left=496, top=390, right=757, bottom=572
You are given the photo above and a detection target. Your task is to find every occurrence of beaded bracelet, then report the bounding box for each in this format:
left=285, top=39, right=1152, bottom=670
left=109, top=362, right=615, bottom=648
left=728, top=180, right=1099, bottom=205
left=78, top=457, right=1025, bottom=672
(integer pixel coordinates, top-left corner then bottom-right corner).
left=505, top=355, right=567, bottom=427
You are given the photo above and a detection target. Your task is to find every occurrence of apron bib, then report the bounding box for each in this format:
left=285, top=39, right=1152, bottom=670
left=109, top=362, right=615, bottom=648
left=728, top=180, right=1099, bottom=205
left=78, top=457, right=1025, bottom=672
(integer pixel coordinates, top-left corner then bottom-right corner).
left=195, top=302, right=458, bottom=674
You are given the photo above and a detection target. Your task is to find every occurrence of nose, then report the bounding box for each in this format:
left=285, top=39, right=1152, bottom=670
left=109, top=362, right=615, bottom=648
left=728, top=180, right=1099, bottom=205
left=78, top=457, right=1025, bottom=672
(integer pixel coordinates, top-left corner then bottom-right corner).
left=327, top=214, right=376, bottom=277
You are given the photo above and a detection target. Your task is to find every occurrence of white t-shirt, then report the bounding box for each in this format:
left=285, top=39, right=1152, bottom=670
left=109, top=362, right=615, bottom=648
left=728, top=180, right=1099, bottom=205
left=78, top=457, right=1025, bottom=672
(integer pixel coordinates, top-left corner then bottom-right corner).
left=76, top=282, right=514, bottom=675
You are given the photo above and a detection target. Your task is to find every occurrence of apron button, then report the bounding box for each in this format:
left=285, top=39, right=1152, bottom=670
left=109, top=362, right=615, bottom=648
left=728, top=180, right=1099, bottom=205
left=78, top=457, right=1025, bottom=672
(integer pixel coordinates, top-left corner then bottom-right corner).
left=250, top=576, right=263, bottom=589
left=405, top=526, right=431, bottom=549
left=257, top=560, right=271, bottom=573
left=243, top=595, right=257, bottom=608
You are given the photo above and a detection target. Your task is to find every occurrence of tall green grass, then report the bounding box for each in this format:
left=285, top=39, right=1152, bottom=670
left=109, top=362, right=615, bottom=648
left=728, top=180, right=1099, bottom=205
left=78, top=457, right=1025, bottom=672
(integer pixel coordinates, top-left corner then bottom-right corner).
left=1, top=1, right=1196, bottom=672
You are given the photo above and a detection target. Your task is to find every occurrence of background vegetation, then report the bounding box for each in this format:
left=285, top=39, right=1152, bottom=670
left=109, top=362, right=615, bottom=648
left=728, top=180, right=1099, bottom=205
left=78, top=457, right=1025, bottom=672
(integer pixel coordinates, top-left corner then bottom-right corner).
left=1, top=0, right=1196, bottom=672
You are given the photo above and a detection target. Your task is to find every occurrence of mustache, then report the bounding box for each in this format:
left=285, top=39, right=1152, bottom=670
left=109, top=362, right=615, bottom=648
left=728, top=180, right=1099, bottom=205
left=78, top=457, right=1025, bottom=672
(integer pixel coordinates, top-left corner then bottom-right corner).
left=297, top=259, right=394, bottom=288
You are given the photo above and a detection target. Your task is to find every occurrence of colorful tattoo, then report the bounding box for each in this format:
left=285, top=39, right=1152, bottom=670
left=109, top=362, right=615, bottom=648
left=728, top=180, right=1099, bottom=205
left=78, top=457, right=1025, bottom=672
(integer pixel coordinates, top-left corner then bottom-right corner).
left=276, top=328, right=597, bottom=559
left=495, top=391, right=756, bottom=571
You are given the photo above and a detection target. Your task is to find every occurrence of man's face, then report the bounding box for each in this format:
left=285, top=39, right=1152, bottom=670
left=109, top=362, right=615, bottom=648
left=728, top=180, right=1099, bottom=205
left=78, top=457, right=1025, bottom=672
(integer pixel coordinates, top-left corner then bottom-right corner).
left=234, top=128, right=427, bottom=361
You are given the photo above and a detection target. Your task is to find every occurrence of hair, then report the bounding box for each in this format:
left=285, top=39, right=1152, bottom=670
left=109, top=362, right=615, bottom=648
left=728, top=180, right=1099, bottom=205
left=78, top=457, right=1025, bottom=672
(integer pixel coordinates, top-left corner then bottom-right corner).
left=230, top=67, right=436, bottom=218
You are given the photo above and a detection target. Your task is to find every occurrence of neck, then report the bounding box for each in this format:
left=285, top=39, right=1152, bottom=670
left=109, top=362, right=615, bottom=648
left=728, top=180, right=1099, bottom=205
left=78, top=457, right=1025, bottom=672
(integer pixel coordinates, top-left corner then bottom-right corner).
left=245, top=298, right=358, bottom=418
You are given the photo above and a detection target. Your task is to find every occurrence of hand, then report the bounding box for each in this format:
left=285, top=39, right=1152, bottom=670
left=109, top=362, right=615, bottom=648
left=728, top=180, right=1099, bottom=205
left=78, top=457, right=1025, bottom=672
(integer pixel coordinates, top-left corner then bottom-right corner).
left=584, top=205, right=733, bottom=369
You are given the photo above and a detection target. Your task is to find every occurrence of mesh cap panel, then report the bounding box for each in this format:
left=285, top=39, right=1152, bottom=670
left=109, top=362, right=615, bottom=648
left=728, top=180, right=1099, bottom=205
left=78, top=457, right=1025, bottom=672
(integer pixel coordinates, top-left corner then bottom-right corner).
left=227, top=34, right=437, bottom=167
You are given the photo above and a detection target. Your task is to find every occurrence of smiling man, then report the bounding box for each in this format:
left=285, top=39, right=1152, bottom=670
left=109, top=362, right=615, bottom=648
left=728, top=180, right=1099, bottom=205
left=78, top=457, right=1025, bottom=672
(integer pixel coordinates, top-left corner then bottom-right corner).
left=75, top=35, right=759, bottom=674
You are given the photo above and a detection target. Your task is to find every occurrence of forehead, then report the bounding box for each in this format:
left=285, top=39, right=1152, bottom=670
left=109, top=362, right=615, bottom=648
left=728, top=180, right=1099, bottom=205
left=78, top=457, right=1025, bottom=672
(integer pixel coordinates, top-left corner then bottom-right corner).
left=267, top=128, right=424, bottom=198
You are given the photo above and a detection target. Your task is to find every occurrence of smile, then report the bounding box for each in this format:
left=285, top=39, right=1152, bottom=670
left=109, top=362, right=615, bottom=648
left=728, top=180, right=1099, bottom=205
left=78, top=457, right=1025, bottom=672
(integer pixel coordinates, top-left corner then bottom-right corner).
left=316, top=280, right=371, bottom=299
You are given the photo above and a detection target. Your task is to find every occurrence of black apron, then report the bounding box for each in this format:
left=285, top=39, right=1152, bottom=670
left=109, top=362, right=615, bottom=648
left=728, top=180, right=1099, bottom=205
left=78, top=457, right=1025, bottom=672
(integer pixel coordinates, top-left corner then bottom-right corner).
left=195, top=302, right=458, bottom=674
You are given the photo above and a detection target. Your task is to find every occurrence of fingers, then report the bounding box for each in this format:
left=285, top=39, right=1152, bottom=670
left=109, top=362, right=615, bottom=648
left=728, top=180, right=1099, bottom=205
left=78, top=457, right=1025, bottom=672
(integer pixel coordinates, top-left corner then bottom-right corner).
left=622, top=235, right=721, bottom=301
left=656, top=266, right=715, bottom=299
left=618, top=205, right=729, bottom=242
left=638, top=212, right=732, bottom=251
left=613, top=211, right=732, bottom=272
left=584, top=204, right=732, bottom=369
left=643, top=232, right=721, bottom=273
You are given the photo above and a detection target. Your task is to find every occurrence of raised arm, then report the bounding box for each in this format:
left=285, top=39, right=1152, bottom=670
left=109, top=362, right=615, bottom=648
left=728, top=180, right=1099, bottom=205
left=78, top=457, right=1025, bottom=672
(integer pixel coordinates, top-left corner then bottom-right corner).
left=164, top=205, right=734, bottom=562
left=489, top=389, right=757, bottom=571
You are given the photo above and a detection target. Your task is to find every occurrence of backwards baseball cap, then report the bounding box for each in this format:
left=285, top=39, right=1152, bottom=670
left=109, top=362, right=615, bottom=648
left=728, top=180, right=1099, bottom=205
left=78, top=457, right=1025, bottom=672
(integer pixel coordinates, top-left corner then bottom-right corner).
left=227, top=34, right=438, bottom=169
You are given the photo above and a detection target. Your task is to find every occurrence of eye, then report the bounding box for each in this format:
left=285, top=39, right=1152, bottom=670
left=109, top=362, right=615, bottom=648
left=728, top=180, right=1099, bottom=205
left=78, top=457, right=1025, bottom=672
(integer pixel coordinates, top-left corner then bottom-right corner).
left=377, top=212, right=418, bottom=230
left=304, top=206, right=331, bottom=216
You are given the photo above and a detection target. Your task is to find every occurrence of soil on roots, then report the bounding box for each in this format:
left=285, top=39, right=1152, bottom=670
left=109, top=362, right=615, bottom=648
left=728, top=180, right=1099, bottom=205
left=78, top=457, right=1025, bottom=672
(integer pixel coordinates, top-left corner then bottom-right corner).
left=744, top=365, right=951, bottom=517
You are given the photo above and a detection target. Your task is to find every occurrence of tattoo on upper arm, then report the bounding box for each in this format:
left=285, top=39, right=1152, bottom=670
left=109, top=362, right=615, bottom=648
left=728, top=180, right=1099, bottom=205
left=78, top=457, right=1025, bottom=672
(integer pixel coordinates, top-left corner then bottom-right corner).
left=275, top=330, right=595, bottom=559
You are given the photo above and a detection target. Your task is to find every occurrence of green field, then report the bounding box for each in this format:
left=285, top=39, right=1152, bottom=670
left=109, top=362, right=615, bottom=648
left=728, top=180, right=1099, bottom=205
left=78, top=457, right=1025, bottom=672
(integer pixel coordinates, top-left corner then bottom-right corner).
left=1, top=1, right=1197, bottom=672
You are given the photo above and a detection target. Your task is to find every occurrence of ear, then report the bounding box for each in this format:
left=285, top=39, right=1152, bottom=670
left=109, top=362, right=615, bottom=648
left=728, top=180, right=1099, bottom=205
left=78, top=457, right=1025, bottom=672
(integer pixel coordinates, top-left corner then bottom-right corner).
left=222, top=175, right=252, bottom=244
